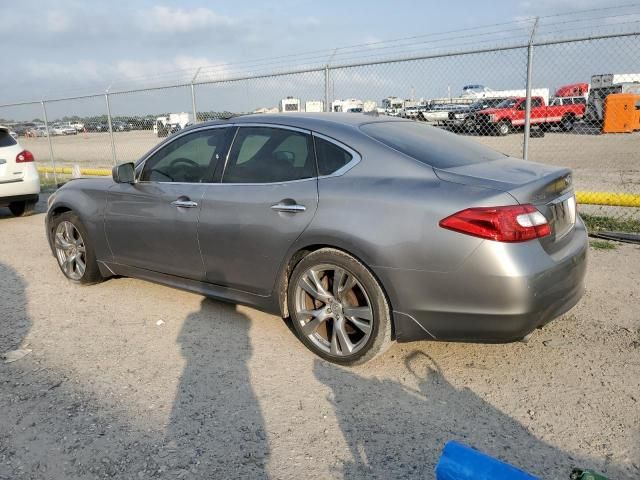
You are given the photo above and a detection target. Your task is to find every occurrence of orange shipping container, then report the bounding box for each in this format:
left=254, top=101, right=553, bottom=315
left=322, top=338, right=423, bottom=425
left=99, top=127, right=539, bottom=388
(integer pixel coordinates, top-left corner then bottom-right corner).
left=602, top=93, right=640, bottom=133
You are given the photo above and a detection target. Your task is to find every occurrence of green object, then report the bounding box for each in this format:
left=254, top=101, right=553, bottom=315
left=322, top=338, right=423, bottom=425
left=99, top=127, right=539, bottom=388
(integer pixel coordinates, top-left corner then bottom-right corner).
left=570, top=468, right=609, bottom=480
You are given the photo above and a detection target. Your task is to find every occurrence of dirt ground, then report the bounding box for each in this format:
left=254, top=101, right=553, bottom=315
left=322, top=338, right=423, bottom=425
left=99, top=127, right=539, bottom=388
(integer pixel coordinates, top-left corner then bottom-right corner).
left=1, top=200, right=639, bottom=480
left=20, top=128, right=640, bottom=196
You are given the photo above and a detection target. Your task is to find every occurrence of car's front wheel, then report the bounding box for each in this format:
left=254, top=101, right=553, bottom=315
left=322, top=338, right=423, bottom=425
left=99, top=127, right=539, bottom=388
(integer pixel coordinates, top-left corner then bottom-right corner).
left=287, top=248, right=393, bottom=365
left=50, top=212, right=102, bottom=284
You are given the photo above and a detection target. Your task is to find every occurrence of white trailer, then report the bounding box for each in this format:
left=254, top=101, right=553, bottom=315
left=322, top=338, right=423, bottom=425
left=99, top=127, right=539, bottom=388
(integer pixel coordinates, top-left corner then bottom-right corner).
left=154, top=112, right=192, bottom=137
left=304, top=100, right=324, bottom=112
left=363, top=100, right=377, bottom=112
left=279, top=97, right=301, bottom=112
left=332, top=99, right=364, bottom=113
left=591, top=73, right=640, bottom=89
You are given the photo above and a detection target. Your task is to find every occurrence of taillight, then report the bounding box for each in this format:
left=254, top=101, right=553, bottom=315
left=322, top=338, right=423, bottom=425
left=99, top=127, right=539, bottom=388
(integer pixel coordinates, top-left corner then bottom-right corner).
left=439, top=204, right=550, bottom=242
left=16, top=150, right=34, bottom=163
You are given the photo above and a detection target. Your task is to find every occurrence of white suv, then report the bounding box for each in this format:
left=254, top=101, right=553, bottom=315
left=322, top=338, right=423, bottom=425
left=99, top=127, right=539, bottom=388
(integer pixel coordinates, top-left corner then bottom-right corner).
left=0, top=125, right=40, bottom=216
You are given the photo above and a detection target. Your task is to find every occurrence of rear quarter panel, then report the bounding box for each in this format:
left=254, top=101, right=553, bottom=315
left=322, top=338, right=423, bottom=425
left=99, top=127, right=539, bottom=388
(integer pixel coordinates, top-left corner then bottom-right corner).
left=289, top=143, right=517, bottom=311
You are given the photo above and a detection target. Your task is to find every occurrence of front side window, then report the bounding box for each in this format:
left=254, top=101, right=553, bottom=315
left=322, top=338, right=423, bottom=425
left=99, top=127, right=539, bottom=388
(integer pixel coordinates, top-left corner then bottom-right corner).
left=222, top=127, right=314, bottom=183
left=140, top=128, right=228, bottom=183
left=314, top=136, right=353, bottom=176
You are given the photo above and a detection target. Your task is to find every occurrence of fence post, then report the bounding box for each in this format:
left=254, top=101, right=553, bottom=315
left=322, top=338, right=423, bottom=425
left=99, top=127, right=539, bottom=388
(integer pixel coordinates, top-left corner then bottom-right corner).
left=41, top=100, right=58, bottom=186
left=191, top=67, right=201, bottom=123
left=523, top=17, right=539, bottom=161
left=324, top=65, right=330, bottom=112
left=104, top=91, right=117, bottom=165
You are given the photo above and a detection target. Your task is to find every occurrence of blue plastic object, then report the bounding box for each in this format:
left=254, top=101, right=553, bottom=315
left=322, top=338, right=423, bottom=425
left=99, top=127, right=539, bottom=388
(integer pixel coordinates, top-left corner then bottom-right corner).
left=435, top=441, right=541, bottom=480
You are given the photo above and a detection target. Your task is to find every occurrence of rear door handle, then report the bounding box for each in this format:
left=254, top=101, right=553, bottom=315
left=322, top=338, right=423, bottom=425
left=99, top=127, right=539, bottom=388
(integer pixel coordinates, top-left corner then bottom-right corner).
left=171, top=199, right=198, bottom=208
left=271, top=203, right=306, bottom=213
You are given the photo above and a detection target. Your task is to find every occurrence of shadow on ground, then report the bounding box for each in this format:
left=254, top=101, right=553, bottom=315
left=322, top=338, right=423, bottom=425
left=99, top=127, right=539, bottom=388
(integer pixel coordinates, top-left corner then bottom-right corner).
left=0, top=259, right=632, bottom=478
left=314, top=352, right=628, bottom=479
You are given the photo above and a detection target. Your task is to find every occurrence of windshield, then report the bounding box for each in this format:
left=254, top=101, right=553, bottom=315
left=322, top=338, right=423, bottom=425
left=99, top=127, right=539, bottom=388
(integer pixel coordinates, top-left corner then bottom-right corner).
left=360, top=121, right=505, bottom=169
left=495, top=98, right=519, bottom=109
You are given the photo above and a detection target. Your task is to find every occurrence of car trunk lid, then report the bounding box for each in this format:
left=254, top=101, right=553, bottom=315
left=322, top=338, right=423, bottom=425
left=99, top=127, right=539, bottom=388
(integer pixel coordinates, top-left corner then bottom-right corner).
left=434, top=157, right=576, bottom=251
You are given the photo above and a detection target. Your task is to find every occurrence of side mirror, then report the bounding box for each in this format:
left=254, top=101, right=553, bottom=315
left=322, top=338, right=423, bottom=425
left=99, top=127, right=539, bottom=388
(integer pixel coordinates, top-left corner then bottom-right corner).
left=112, top=162, right=136, bottom=184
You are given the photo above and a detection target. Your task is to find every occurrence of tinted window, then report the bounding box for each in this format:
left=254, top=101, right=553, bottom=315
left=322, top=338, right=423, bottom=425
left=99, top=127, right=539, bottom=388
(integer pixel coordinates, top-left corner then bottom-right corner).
left=141, top=128, right=228, bottom=183
left=532, top=98, right=543, bottom=107
left=315, top=137, right=353, bottom=176
left=223, top=127, right=314, bottom=183
left=360, top=121, right=504, bottom=169
left=0, top=130, right=17, bottom=147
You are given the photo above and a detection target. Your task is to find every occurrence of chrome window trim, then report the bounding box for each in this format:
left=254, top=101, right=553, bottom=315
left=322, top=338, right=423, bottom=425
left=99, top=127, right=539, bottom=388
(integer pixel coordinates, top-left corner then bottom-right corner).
left=135, top=124, right=234, bottom=183
left=312, top=132, right=362, bottom=178
left=132, top=122, right=361, bottom=186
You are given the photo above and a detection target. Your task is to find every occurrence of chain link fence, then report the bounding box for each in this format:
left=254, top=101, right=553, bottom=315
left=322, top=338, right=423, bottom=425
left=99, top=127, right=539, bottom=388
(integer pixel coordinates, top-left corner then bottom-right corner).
left=1, top=29, right=638, bottom=221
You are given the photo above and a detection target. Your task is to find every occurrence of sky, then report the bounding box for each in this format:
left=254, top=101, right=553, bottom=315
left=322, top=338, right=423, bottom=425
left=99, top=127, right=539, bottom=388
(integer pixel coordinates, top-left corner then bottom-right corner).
left=2, top=0, right=638, bottom=120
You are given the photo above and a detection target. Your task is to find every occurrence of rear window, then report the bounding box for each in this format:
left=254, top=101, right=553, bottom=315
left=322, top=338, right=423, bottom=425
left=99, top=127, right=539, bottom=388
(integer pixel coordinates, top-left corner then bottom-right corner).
left=360, top=121, right=504, bottom=169
left=0, top=130, right=17, bottom=147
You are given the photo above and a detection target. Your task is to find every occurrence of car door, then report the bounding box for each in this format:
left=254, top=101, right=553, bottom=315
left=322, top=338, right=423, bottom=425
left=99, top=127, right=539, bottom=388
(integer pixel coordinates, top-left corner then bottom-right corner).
left=198, top=125, right=319, bottom=295
left=104, top=126, right=233, bottom=280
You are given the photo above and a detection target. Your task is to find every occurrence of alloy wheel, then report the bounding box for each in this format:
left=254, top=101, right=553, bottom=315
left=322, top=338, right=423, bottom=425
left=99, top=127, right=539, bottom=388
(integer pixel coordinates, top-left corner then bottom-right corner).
left=54, top=221, right=87, bottom=281
left=293, top=264, right=374, bottom=357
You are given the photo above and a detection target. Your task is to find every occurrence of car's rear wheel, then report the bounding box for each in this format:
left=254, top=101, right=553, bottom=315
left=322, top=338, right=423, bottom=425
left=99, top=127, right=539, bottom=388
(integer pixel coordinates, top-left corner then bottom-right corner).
left=9, top=199, right=37, bottom=217
left=288, top=249, right=393, bottom=365
left=50, top=212, right=102, bottom=284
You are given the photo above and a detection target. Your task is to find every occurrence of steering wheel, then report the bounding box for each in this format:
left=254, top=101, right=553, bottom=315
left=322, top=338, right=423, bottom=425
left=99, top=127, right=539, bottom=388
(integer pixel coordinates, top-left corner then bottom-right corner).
left=170, top=157, right=199, bottom=169
left=167, top=157, right=202, bottom=182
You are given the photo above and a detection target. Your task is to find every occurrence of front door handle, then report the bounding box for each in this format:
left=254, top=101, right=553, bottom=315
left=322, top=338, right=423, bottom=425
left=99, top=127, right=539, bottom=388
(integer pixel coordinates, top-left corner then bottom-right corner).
left=271, top=203, right=306, bottom=213
left=171, top=199, right=198, bottom=208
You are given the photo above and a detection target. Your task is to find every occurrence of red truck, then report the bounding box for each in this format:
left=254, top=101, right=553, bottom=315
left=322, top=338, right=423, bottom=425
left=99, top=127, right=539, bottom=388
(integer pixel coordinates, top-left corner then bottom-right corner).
left=473, top=96, right=586, bottom=136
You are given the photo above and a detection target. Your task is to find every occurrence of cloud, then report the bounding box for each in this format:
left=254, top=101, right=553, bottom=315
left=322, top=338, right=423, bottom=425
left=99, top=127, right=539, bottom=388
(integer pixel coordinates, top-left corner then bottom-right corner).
left=46, top=11, right=71, bottom=33
left=141, top=6, right=231, bottom=33
left=25, top=60, right=102, bottom=81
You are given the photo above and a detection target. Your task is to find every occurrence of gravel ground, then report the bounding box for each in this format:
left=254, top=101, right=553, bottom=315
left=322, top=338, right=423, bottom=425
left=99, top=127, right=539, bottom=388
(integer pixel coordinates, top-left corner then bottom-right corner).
left=1, top=200, right=639, bottom=479
left=20, top=127, right=640, bottom=195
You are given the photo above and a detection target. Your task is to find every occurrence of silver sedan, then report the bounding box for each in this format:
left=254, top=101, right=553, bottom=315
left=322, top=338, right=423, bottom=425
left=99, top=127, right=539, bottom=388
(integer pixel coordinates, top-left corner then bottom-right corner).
left=45, top=113, right=587, bottom=365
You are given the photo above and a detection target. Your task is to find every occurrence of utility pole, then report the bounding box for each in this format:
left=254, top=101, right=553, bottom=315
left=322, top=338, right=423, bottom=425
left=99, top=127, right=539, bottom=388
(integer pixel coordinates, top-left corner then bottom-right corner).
left=523, top=17, right=539, bottom=161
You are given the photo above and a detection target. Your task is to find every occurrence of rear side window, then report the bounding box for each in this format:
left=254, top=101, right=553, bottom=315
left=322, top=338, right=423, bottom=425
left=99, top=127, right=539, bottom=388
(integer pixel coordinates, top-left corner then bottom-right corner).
left=222, top=127, right=314, bottom=183
left=360, top=121, right=504, bottom=169
left=0, top=130, right=17, bottom=147
left=314, top=137, right=353, bottom=175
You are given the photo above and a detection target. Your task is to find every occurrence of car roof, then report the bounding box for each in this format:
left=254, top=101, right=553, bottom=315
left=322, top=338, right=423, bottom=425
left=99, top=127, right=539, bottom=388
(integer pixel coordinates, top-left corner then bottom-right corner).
left=189, top=112, right=406, bottom=133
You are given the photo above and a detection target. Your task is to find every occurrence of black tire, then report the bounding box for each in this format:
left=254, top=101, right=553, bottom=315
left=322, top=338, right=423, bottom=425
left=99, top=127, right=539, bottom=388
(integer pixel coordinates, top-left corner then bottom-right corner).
left=9, top=199, right=37, bottom=217
left=287, top=248, right=393, bottom=366
left=560, top=115, right=575, bottom=132
left=496, top=120, right=511, bottom=136
left=49, top=211, right=103, bottom=285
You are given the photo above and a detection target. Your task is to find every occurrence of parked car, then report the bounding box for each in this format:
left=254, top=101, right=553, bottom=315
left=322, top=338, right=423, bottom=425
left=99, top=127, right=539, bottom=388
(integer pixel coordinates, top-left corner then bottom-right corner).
left=0, top=125, right=39, bottom=216
left=50, top=125, right=65, bottom=136
left=27, top=125, right=48, bottom=137
left=421, top=103, right=469, bottom=124
left=443, top=97, right=509, bottom=131
left=474, top=96, right=586, bottom=135
left=400, top=106, right=421, bottom=119
left=86, top=122, right=109, bottom=132
left=112, top=121, right=130, bottom=132
left=45, top=113, right=587, bottom=365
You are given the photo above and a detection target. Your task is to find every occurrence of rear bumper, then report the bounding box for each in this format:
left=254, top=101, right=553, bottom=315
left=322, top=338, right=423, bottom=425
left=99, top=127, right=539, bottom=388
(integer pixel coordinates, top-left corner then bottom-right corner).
left=0, top=165, right=40, bottom=205
left=380, top=219, right=588, bottom=343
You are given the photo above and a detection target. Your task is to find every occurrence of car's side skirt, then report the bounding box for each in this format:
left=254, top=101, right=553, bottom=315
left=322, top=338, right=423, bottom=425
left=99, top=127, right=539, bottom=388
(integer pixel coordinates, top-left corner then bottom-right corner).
left=99, top=261, right=281, bottom=315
